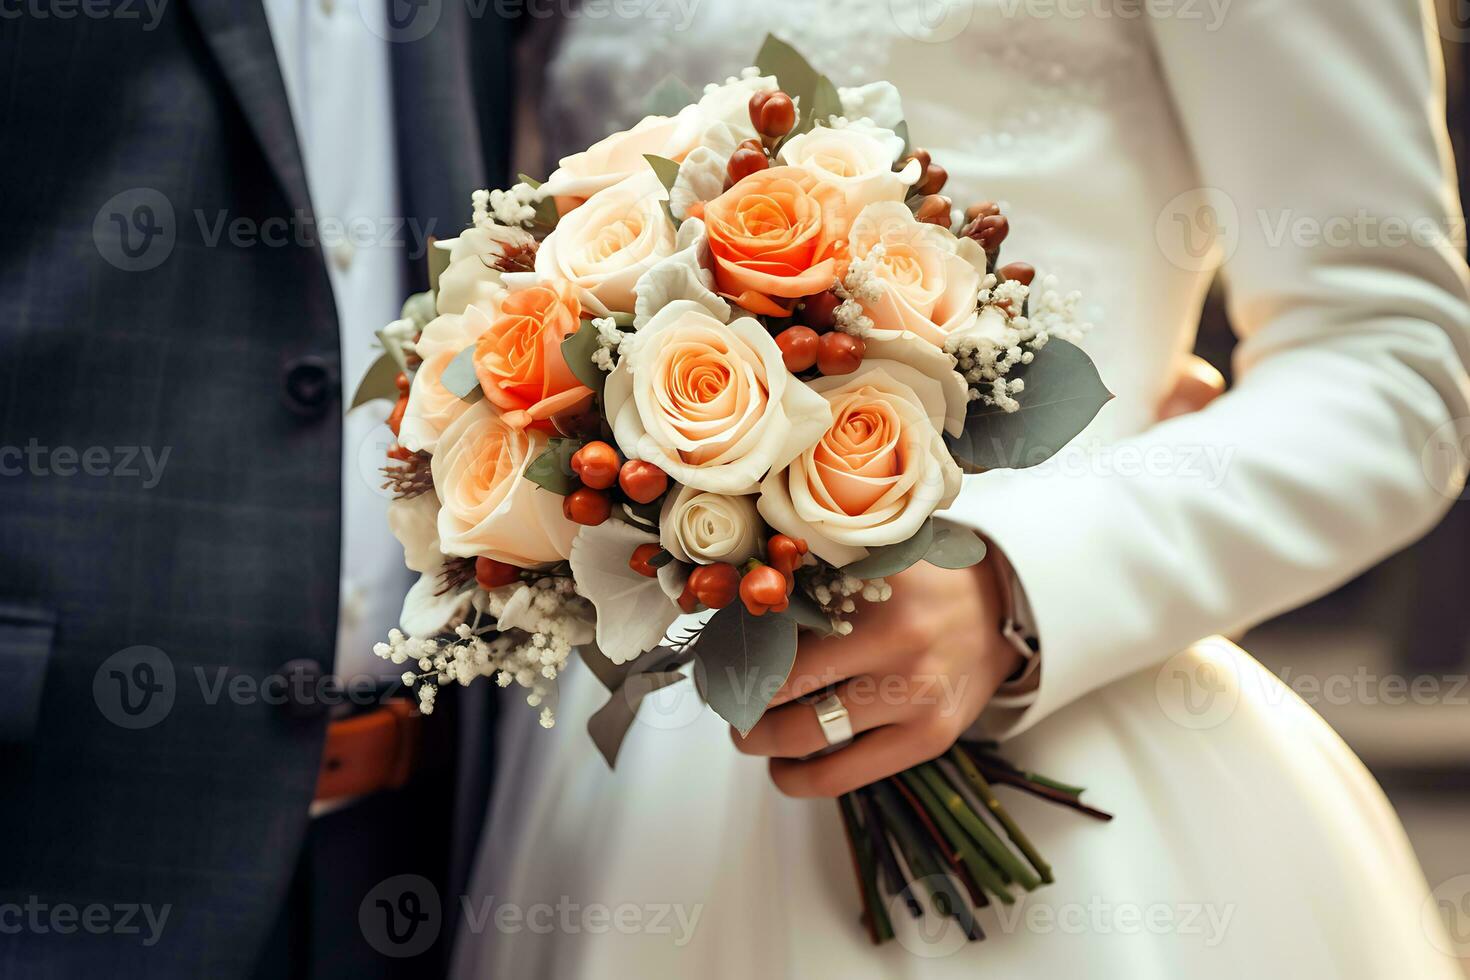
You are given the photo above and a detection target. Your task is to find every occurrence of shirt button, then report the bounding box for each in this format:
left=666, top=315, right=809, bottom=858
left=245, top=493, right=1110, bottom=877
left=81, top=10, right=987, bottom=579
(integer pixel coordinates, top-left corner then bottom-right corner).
left=319, top=0, right=335, bottom=16
left=331, top=240, right=355, bottom=272
left=281, top=354, right=338, bottom=419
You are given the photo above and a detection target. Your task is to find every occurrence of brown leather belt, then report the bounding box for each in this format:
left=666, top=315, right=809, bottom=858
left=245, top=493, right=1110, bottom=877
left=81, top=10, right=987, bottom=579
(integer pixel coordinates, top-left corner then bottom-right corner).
left=313, top=699, right=422, bottom=804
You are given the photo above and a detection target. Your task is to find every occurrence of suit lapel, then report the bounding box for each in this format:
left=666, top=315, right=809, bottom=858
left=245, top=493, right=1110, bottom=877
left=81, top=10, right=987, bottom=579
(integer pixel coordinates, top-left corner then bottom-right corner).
left=185, top=0, right=315, bottom=221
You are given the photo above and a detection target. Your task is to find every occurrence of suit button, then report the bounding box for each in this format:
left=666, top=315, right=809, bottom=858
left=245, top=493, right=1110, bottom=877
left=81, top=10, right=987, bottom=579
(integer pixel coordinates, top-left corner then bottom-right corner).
left=277, top=658, right=327, bottom=719
left=281, top=355, right=337, bottom=418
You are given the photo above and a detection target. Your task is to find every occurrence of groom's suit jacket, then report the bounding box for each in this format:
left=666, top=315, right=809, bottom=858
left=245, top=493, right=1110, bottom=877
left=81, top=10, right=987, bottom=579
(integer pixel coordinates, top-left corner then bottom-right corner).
left=0, top=3, right=517, bottom=975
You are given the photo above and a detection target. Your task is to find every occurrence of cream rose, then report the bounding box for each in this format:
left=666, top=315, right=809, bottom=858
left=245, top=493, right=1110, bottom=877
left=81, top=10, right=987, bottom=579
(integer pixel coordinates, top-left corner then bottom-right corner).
left=757, top=361, right=963, bottom=567
left=535, top=171, right=676, bottom=314
left=432, top=400, right=579, bottom=566
left=435, top=225, right=530, bottom=316
left=779, top=125, right=917, bottom=219
left=539, top=111, right=703, bottom=210
left=399, top=295, right=504, bottom=455
left=659, top=485, right=762, bottom=565
left=847, top=201, right=988, bottom=347
left=604, top=300, right=832, bottom=494
left=387, top=491, right=471, bottom=636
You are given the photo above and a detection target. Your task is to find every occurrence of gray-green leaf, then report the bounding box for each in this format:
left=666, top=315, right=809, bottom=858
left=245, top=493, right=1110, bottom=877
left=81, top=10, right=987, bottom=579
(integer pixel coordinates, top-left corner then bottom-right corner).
left=523, top=437, right=583, bottom=496
left=349, top=351, right=401, bottom=410
left=644, top=75, right=697, bottom=117
left=692, top=602, right=798, bottom=736
left=561, top=319, right=607, bottom=397
left=840, top=519, right=936, bottom=579
left=946, top=338, right=1111, bottom=471
left=925, top=519, right=989, bottom=570
left=439, top=344, right=483, bottom=402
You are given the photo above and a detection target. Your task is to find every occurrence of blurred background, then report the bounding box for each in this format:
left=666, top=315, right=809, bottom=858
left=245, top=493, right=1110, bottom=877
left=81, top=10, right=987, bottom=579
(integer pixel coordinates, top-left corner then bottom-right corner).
left=1194, top=6, right=1469, bottom=971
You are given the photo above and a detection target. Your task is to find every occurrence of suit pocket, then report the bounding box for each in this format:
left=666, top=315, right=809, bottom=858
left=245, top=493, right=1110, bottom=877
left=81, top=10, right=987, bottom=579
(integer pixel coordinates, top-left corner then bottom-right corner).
left=0, top=603, right=56, bottom=743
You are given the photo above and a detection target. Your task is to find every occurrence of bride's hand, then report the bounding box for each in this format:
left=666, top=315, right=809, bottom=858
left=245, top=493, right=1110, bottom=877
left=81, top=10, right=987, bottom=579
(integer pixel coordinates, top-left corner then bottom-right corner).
left=731, top=560, right=1020, bottom=797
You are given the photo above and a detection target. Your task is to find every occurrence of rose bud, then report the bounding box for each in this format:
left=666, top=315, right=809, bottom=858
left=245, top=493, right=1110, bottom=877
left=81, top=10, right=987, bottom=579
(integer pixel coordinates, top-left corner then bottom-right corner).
left=817, top=331, right=865, bottom=376
left=749, top=90, right=796, bottom=140
left=914, top=194, right=952, bottom=227
left=563, top=487, right=611, bottom=526
left=798, top=290, right=840, bottom=331
left=551, top=399, right=602, bottom=439
left=740, top=565, right=790, bottom=616
left=629, top=543, right=662, bottom=578
left=726, top=145, right=769, bottom=184
left=775, top=325, right=820, bottom=373
left=766, top=534, right=809, bottom=578
left=915, top=162, right=948, bottom=197
left=689, top=562, right=741, bottom=610
left=475, top=556, right=520, bottom=590
left=999, top=261, right=1036, bottom=286
left=618, top=459, right=668, bottom=504
left=570, top=440, right=619, bottom=490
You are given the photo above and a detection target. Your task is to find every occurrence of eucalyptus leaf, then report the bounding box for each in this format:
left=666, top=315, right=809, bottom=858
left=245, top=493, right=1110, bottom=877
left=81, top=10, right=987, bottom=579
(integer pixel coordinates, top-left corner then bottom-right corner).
left=692, top=601, right=798, bottom=736
left=946, top=338, right=1111, bottom=471
left=439, top=344, right=483, bottom=402
left=755, top=34, right=821, bottom=122
left=808, top=75, right=843, bottom=130
left=925, top=519, right=989, bottom=570
left=643, top=154, right=682, bottom=230
left=519, top=173, right=558, bottom=230
left=375, top=326, right=410, bottom=374
left=784, top=590, right=835, bottom=636
left=517, top=173, right=543, bottom=189
left=427, top=238, right=450, bottom=292
left=523, top=437, right=583, bottom=496
left=644, top=74, right=697, bottom=117
left=349, top=351, right=401, bottom=410
left=894, top=119, right=911, bottom=157
left=561, top=319, right=607, bottom=397
left=840, top=519, right=936, bottom=579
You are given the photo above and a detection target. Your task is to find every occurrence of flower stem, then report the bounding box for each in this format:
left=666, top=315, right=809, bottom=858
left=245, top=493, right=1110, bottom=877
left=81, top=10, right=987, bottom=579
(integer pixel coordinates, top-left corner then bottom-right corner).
left=948, top=748, right=1054, bottom=884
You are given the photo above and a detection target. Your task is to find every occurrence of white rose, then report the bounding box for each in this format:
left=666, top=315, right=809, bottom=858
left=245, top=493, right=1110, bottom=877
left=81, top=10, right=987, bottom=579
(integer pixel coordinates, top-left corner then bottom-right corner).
left=387, top=492, right=471, bottom=636
left=847, top=201, right=988, bottom=347
left=535, top=170, right=677, bottom=314
left=659, top=485, right=762, bottom=565
left=838, top=81, right=906, bottom=132
left=431, top=400, right=579, bottom=566
left=399, top=295, right=504, bottom=455
left=604, top=300, right=832, bottom=494
left=539, top=110, right=704, bottom=207
left=779, top=125, right=918, bottom=218
left=436, top=226, right=528, bottom=316
left=757, top=361, right=963, bottom=567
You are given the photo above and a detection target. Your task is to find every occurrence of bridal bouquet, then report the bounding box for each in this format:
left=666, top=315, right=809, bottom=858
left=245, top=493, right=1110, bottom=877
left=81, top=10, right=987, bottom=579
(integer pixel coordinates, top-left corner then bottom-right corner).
left=355, top=37, right=1112, bottom=944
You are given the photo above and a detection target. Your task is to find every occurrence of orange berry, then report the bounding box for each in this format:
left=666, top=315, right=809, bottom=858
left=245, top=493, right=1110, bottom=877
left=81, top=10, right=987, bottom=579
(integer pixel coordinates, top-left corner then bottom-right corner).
left=766, top=534, right=808, bottom=577
left=386, top=395, right=408, bottom=437
left=999, top=261, right=1036, bottom=286
left=914, top=194, right=952, bottom=227
left=677, top=579, right=700, bottom=614
left=916, top=162, right=948, bottom=197
left=618, top=459, right=668, bottom=504
left=387, top=444, right=414, bottom=461
left=775, top=325, right=820, bottom=373
left=629, top=543, right=662, bottom=578
left=689, top=562, right=741, bottom=610
left=749, top=90, right=796, bottom=139
left=563, top=487, right=611, bottom=526
left=740, top=565, right=790, bottom=616
left=726, top=146, right=769, bottom=184
left=817, top=332, right=865, bottom=376
left=570, top=440, right=619, bottom=490
left=475, top=557, right=520, bottom=589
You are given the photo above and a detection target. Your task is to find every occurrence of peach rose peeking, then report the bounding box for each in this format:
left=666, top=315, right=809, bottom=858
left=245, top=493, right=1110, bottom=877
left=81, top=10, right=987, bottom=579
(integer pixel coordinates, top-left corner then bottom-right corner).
left=432, top=400, right=579, bottom=567
left=604, top=300, right=832, bottom=495
left=471, top=279, right=593, bottom=430
left=845, top=201, right=989, bottom=347
left=688, top=166, right=849, bottom=318
left=757, top=361, right=963, bottom=567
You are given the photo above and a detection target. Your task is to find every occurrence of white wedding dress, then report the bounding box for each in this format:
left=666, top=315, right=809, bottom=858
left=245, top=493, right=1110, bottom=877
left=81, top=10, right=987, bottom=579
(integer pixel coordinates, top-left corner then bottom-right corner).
left=453, top=1, right=1470, bottom=976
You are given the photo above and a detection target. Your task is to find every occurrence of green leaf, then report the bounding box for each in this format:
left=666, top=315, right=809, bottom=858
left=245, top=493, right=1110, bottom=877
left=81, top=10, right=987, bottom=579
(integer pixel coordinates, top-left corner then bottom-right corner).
left=840, top=519, right=936, bottom=579
left=925, top=519, right=988, bottom=570
left=517, top=173, right=543, bottom=189
left=400, top=289, right=437, bottom=331
left=783, top=590, right=835, bottom=636
left=644, top=74, right=697, bottom=117
left=427, top=239, right=451, bottom=292
left=755, top=34, right=820, bottom=115
left=374, top=326, right=410, bottom=375
left=893, top=120, right=911, bottom=158
left=643, top=154, right=682, bottom=230
left=561, top=319, right=607, bottom=397
left=523, top=437, right=584, bottom=496
left=518, top=173, right=559, bottom=230
left=349, top=351, right=402, bottom=410
left=692, top=602, right=798, bottom=736
left=946, top=338, right=1111, bottom=471
left=646, top=548, right=676, bottom=569
left=439, top=344, right=483, bottom=402
left=808, top=75, right=842, bottom=130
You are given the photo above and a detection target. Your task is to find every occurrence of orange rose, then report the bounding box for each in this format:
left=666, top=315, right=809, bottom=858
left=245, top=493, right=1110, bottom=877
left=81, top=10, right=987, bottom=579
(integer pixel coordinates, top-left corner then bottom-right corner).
left=472, top=280, right=592, bottom=430
left=690, top=166, right=848, bottom=317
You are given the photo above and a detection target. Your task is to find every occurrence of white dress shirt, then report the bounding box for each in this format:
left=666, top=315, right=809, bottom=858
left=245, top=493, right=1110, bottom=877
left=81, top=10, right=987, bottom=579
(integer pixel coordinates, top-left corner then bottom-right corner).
left=264, top=0, right=408, bottom=680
